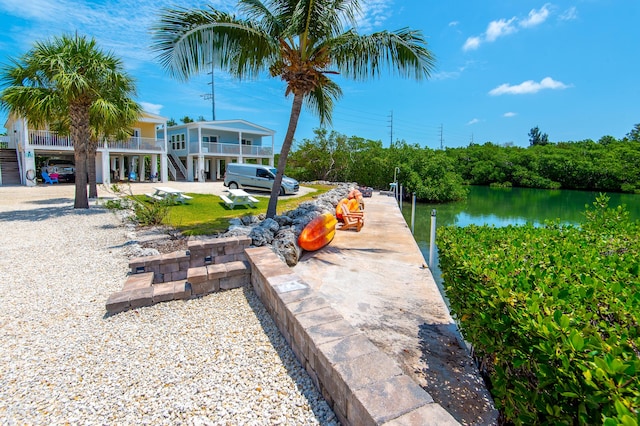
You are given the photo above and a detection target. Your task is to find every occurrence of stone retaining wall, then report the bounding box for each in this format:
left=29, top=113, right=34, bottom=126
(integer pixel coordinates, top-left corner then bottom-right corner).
left=106, top=236, right=252, bottom=314
left=245, top=246, right=460, bottom=426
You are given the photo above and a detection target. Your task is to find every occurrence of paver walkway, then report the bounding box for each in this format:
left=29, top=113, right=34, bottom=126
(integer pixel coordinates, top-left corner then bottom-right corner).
left=293, top=192, right=498, bottom=425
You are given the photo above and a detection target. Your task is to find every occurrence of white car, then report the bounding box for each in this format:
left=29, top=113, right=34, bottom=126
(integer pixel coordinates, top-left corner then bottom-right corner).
left=44, top=158, right=75, bottom=182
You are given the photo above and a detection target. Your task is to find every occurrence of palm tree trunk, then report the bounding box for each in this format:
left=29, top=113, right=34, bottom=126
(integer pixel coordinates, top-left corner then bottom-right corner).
left=71, top=99, right=90, bottom=209
left=266, top=92, right=304, bottom=218
left=87, top=137, right=98, bottom=198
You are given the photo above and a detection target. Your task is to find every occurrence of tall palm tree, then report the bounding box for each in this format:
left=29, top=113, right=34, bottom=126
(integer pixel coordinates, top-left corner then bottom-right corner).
left=152, top=0, right=435, bottom=218
left=0, top=34, right=138, bottom=208
left=53, top=97, right=141, bottom=198
left=87, top=97, right=141, bottom=198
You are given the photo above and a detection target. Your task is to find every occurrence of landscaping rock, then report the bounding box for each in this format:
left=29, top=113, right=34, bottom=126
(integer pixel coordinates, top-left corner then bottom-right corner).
left=220, top=183, right=356, bottom=265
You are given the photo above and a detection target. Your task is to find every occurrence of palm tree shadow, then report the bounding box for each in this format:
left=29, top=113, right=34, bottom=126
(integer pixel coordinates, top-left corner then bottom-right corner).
left=0, top=205, right=108, bottom=222
left=27, top=197, right=75, bottom=205
left=242, top=285, right=339, bottom=425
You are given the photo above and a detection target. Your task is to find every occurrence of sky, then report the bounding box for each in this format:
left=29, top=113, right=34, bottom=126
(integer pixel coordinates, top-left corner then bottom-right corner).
left=0, top=0, right=638, bottom=151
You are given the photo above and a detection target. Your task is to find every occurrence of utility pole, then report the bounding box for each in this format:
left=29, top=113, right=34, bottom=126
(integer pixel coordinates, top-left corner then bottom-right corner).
left=439, top=123, right=444, bottom=149
left=201, top=61, right=216, bottom=120
left=388, top=111, right=393, bottom=145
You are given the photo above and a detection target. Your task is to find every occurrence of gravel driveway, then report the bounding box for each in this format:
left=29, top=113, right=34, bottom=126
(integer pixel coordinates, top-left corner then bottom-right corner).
left=0, top=184, right=337, bottom=425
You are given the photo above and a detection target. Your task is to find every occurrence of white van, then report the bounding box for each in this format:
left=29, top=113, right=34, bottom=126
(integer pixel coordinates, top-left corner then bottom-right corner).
left=224, top=163, right=299, bottom=195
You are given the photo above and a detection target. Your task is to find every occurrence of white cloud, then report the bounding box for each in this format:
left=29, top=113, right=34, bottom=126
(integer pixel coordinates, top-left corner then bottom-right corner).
left=449, top=21, right=459, bottom=27
left=0, top=0, right=237, bottom=67
left=489, top=77, right=570, bottom=95
left=559, top=7, right=578, bottom=21
left=140, top=101, right=163, bottom=115
left=485, top=18, right=517, bottom=42
left=467, top=118, right=480, bottom=125
left=503, top=112, right=517, bottom=117
left=463, top=36, right=482, bottom=51
left=520, top=4, right=551, bottom=28
left=463, top=4, right=556, bottom=51
left=355, top=0, right=392, bottom=32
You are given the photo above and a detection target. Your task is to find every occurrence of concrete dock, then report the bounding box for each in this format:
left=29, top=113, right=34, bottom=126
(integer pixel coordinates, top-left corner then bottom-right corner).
left=291, top=192, right=497, bottom=425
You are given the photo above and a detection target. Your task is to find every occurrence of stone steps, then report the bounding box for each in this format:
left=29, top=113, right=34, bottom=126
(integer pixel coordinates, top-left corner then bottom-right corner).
left=106, top=236, right=252, bottom=314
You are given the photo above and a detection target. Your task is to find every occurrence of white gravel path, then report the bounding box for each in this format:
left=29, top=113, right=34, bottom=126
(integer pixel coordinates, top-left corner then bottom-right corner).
left=0, top=187, right=337, bottom=425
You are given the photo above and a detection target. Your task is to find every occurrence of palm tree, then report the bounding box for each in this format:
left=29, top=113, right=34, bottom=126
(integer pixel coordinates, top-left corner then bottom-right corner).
left=0, top=34, right=138, bottom=208
left=50, top=96, right=141, bottom=198
left=152, top=0, right=435, bottom=218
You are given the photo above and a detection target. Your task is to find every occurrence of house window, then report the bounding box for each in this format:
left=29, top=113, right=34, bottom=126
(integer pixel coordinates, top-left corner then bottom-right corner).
left=171, top=135, right=176, bottom=150
left=241, top=138, right=252, bottom=145
left=180, top=134, right=185, bottom=149
left=202, top=135, right=218, bottom=143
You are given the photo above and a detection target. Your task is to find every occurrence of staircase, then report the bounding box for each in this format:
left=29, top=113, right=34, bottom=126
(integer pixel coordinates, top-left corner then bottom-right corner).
left=168, top=154, right=187, bottom=181
left=0, top=149, right=21, bottom=185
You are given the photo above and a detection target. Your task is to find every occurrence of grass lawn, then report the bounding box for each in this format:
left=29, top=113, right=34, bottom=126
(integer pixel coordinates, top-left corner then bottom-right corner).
left=165, top=183, right=334, bottom=235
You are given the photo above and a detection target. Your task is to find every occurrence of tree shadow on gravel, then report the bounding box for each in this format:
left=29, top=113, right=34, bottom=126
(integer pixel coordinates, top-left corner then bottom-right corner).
left=241, top=285, right=339, bottom=425
left=27, top=197, right=74, bottom=205
left=0, top=205, right=108, bottom=222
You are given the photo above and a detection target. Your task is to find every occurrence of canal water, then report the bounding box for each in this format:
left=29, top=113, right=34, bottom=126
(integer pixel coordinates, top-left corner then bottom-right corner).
left=400, top=186, right=640, bottom=286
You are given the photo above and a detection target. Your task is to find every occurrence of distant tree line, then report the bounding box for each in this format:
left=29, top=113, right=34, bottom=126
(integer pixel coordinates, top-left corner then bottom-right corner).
left=285, top=124, right=640, bottom=202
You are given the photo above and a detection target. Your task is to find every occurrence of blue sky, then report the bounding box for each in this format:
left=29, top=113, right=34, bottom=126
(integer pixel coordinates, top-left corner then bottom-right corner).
left=0, top=0, right=638, bottom=150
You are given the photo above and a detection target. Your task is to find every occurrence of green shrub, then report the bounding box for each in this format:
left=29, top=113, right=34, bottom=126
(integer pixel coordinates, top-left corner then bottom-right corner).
left=132, top=196, right=171, bottom=226
left=437, top=194, right=639, bottom=425
left=103, top=198, right=130, bottom=210
left=104, top=183, right=171, bottom=226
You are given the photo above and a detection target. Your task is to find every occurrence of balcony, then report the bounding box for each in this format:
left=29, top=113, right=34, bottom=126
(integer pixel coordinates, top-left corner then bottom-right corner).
left=27, top=131, right=164, bottom=152
left=196, top=142, right=273, bottom=156
left=106, top=137, right=163, bottom=152
left=29, top=131, right=72, bottom=148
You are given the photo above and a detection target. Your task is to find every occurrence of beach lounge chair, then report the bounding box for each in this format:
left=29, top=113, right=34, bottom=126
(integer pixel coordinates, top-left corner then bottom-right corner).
left=42, top=170, right=58, bottom=184
left=338, top=203, right=364, bottom=232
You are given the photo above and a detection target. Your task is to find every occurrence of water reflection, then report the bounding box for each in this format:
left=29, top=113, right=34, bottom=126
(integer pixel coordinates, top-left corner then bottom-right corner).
left=401, top=186, right=640, bottom=292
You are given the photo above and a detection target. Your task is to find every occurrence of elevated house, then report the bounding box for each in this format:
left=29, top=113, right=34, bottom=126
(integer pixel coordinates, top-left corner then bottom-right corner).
left=162, top=120, right=275, bottom=182
left=1, top=111, right=169, bottom=186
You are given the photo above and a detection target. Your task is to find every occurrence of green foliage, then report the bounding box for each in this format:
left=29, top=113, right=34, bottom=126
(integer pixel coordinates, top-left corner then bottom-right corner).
left=394, top=145, right=468, bottom=202
left=437, top=194, right=640, bottom=425
left=288, top=128, right=640, bottom=197
left=529, top=126, right=550, bottom=146
left=103, top=198, right=129, bottom=210
left=105, top=184, right=171, bottom=226
left=626, top=124, right=640, bottom=142
left=447, top=139, right=640, bottom=192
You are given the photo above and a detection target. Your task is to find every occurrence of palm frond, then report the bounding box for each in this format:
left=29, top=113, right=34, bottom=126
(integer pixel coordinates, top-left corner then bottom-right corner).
left=304, top=77, right=342, bottom=125
left=329, top=28, right=436, bottom=81
left=151, top=7, right=277, bottom=81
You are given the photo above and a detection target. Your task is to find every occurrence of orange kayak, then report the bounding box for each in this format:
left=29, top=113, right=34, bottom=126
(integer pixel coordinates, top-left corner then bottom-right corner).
left=298, top=213, right=338, bottom=251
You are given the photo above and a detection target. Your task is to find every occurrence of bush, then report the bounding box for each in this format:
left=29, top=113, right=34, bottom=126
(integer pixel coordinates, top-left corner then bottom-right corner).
left=104, top=183, right=171, bottom=226
left=437, top=194, right=640, bottom=425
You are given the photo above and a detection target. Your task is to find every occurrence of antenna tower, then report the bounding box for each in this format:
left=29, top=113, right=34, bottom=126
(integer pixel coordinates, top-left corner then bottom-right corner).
left=200, top=61, right=216, bottom=120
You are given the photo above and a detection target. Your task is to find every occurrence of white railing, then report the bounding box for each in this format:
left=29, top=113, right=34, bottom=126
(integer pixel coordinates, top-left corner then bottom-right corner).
left=242, top=144, right=273, bottom=156
left=0, top=136, right=13, bottom=149
left=106, top=137, right=163, bottom=151
left=29, top=131, right=73, bottom=148
left=27, top=131, right=164, bottom=152
left=170, top=152, right=187, bottom=177
left=167, top=160, right=177, bottom=181
left=195, top=142, right=272, bottom=156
